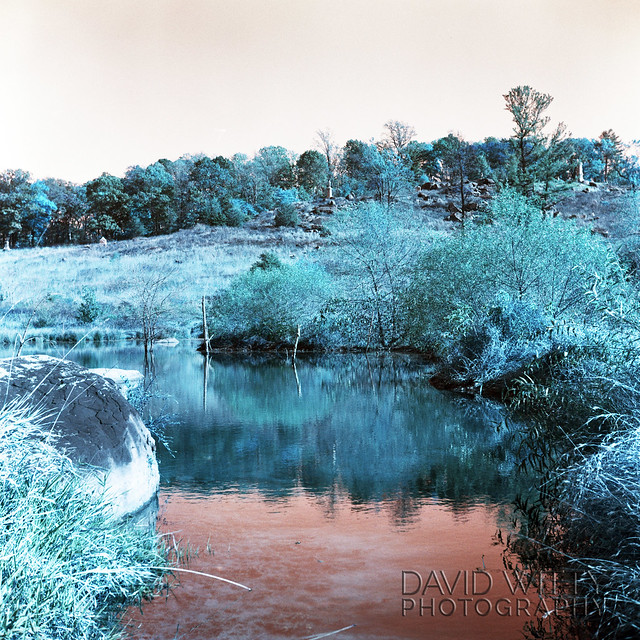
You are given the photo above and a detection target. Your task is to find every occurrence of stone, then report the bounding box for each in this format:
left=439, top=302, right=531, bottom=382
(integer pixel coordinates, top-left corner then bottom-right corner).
left=0, top=355, right=159, bottom=518
left=155, top=337, right=179, bottom=347
left=89, top=368, right=144, bottom=397
left=446, top=202, right=462, bottom=214
left=444, top=211, right=463, bottom=223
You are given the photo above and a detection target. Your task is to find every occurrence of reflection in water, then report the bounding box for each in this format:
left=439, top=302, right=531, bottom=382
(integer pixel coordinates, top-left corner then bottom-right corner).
left=3, top=344, right=539, bottom=638
left=146, top=352, right=526, bottom=513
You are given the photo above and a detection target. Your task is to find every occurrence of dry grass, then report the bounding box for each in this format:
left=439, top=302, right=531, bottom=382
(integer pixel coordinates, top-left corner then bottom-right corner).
left=0, top=224, right=327, bottom=342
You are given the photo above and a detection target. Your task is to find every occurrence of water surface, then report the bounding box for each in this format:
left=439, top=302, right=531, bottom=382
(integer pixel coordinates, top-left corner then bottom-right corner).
left=4, top=343, right=540, bottom=638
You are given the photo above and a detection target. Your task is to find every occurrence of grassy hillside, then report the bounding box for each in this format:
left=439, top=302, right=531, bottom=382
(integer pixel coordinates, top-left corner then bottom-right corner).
left=0, top=222, right=326, bottom=347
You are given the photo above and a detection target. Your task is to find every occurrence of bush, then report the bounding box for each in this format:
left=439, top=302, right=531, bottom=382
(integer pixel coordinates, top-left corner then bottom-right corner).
left=273, top=189, right=300, bottom=227
left=210, top=260, right=332, bottom=345
left=250, top=251, right=283, bottom=272
left=76, top=287, right=101, bottom=324
left=222, top=198, right=251, bottom=227
left=327, top=202, right=423, bottom=348
left=274, top=201, right=299, bottom=227
left=0, top=401, right=167, bottom=639
left=405, top=190, right=618, bottom=381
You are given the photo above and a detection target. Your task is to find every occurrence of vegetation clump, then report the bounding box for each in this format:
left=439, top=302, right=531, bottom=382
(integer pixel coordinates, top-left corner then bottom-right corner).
left=0, top=401, right=167, bottom=640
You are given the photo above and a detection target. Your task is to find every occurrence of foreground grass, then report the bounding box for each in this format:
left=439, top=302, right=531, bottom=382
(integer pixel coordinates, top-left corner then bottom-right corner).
left=0, top=401, right=167, bottom=640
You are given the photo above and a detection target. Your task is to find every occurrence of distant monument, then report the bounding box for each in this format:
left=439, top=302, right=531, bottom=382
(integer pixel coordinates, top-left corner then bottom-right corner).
left=324, top=180, right=333, bottom=199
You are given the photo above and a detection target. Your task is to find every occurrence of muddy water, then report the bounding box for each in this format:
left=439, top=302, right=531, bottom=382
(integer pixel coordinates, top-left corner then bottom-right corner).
left=126, top=490, right=534, bottom=640
left=6, top=345, right=540, bottom=638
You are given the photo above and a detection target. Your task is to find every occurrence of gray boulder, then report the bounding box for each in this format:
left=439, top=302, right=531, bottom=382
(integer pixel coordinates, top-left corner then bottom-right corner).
left=0, top=355, right=159, bottom=518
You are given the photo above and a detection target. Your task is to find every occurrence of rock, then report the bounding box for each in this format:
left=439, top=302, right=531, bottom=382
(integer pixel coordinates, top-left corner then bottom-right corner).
left=444, top=211, right=463, bottom=223
left=446, top=202, right=462, bottom=214
left=462, top=200, right=480, bottom=212
left=0, top=355, right=159, bottom=518
left=155, top=337, right=179, bottom=347
left=589, top=180, right=598, bottom=187
left=89, top=368, right=144, bottom=397
left=591, top=226, right=609, bottom=238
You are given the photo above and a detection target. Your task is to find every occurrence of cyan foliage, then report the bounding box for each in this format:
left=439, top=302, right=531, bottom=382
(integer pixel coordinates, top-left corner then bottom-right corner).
left=210, top=260, right=332, bottom=344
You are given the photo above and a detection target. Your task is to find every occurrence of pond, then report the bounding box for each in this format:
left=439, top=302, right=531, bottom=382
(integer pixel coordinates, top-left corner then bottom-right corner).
left=6, top=342, right=543, bottom=639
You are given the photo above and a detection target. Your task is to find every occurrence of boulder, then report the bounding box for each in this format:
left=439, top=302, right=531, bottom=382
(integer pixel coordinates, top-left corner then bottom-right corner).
left=446, top=202, right=462, bottom=214
left=89, top=367, right=144, bottom=397
left=0, top=355, right=159, bottom=518
left=444, top=211, right=463, bottom=223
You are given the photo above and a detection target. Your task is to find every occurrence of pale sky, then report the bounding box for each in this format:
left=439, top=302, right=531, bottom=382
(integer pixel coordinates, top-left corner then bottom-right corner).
left=1, top=0, right=638, bottom=183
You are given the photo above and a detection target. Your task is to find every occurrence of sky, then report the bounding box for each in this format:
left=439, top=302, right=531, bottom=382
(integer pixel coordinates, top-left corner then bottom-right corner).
left=0, top=0, right=639, bottom=184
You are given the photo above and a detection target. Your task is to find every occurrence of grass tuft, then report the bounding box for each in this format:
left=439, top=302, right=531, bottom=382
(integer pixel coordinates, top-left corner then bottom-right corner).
left=0, top=400, right=168, bottom=640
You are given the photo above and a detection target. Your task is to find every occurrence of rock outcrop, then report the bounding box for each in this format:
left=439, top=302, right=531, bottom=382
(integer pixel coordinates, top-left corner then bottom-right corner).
left=0, top=355, right=159, bottom=518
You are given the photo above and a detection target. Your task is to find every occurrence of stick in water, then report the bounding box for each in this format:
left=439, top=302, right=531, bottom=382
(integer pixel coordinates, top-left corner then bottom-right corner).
left=152, top=566, right=252, bottom=591
left=303, top=624, right=357, bottom=639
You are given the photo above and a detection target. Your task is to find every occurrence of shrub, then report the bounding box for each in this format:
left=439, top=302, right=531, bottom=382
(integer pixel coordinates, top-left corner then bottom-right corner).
left=222, top=198, right=251, bottom=227
left=76, top=287, right=101, bottom=324
left=273, top=190, right=300, bottom=228
left=210, top=260, right=332, bottom=345
left=405, top=190, right=619, bottom=380
left=327, top=202, right=423, bottom=348
left=250, top=251, right=283, bottom=272
left=274, top=201, right=299, bottom=227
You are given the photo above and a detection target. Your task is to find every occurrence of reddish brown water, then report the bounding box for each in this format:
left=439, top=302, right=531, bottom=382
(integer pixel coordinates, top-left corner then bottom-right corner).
left=126, top=489, right=539, bottom=640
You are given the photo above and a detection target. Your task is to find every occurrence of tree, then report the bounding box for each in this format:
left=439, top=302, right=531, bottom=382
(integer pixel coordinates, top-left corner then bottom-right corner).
left=381, top=120, right=416, bottom=155
left=0, top=170, right=31, bottom=248
left=366, top=146, right=413, bottom=205
left=477, top=137, right=514, bottom=184
left=340, top=140, right=412, bottom=203
left=434, top=133, right=475, bottom=219
left=503, top=85, right=554, bottom=193
left=21, top=181, right=57, bottom=246
left=84, top=174, right=130, bottom=239
left=254, top=146, right=296, bottom=190
left=132, top=270, right=174, bottom=358
left=330, top=202, right=420, bottom=347
left=536, top=122, right=571, bottom=205
left=597, top=130, right=625, bottom=183
left=405, top=141, right=438, bottom=181
left=296, top=150, right=328, bottom=197
left=315, top=129, right=339, bottom=180
left=124, top=163, right=177, bottom=235
left=43, top=179, right=89, bottom=244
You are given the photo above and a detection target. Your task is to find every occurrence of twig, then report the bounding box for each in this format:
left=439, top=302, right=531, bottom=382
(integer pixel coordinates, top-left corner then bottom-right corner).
left=154, top=566, right=252, bottom=591
left=303, top=624, right=357, bottom=639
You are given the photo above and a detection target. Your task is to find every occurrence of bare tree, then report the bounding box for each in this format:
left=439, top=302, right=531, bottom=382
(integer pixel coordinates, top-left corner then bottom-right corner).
left=132, top=270, right=174, bottom=358
left=315, top=129, right=339, bottom=180
left=381, top=120, right=416, bottom=155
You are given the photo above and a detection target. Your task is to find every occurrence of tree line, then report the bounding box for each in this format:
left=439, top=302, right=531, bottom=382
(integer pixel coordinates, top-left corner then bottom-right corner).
left=1, top=86, right=638, bottom=248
